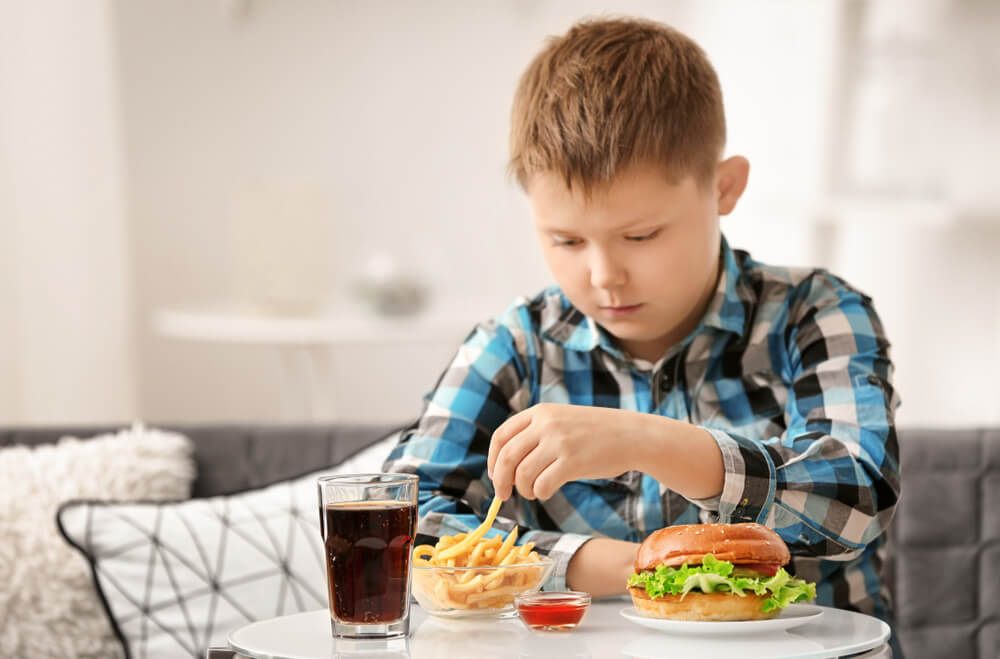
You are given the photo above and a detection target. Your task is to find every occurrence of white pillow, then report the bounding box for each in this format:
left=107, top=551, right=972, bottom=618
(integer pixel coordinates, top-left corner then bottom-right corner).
left=0, top=424, right=195, bottom=659
left=58, top=431, right=399, bottom=659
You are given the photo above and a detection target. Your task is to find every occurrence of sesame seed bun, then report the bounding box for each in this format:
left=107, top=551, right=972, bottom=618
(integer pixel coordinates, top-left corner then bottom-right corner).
left=633, top=522, right=790, bottom=572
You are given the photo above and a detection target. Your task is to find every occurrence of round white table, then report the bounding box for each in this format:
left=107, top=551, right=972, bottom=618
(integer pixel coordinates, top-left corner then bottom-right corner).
left=228, top=597, right=890, bottom=659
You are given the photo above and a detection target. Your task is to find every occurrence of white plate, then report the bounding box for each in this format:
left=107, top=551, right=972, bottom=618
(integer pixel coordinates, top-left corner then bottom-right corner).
left=620, top=603, right=823, bottom=636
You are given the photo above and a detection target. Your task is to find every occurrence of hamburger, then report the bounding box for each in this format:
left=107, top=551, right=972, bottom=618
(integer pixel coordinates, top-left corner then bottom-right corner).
left=627, top=522, right=816, bottom=621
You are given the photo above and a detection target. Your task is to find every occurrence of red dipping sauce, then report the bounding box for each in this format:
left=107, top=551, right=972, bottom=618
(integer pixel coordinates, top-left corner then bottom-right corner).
left=514, top=591, right=591, bottom=631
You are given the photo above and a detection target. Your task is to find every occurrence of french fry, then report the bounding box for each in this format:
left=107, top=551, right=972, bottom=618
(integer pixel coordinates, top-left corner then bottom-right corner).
left=436, top=496, right=503, bottom=561
left=494, top=525, right=518, bottom=564
left=413, top=545, right=435, bottom=562
left=483, top=569, right=506, bottom=589
left=466, top=583, right=531, bottom=603
left=450, top=575, right=487, bottom=592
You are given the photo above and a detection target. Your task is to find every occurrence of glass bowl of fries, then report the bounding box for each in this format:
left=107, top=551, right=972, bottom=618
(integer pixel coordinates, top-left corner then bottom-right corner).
left=410, top=496, right=555, bottom=618
left=412, top=555, right=555, bottom=618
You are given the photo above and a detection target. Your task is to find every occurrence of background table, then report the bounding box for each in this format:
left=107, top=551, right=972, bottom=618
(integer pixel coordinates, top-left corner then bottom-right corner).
left=152, top=305, right=475, bottom=420
left=229, top=597, right=890, bottom=659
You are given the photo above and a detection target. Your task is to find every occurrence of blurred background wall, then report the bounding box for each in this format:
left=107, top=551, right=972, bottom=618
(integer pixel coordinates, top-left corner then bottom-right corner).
left=1, top=0, right=998, bottom=428
left=0, top=0, right=136, bottom=423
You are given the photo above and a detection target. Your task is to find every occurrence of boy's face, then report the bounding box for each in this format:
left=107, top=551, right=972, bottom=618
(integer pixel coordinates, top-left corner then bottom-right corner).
left=527, top=160, right=747, bottom=363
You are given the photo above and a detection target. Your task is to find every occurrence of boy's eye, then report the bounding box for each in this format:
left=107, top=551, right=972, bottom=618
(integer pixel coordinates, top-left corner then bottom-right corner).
left=625, top=229, right=661, bottom=242
left=625, top=229, right=660, bottom=242
left=551, top=236, right=583, bottom=247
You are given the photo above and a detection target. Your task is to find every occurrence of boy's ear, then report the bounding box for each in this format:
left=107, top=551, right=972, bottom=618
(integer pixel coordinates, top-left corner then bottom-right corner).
left=715, top=156, right=750, bottom=216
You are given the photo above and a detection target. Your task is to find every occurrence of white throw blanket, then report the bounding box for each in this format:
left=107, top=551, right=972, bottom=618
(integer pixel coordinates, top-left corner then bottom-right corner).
left=0, top=425, right=195, bottom=659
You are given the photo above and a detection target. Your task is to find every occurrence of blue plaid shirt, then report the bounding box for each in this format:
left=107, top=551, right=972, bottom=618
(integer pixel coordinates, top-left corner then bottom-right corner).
left=384, top=235, right=900, bottom=621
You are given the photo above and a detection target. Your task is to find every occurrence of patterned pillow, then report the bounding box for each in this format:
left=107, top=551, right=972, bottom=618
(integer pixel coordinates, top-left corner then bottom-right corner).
left=58, top=432, right=399, bottom=659
left=0, top=425, right=195, bottom=659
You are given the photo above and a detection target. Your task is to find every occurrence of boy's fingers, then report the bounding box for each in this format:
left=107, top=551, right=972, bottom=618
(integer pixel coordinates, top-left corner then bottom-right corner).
left=491, top=431, right=539, bottom=500
left=488, top=409, right=533, bottom=478
left=514, top=447, right=557, bottom=501
left=531, top=460, right=566, bottom=501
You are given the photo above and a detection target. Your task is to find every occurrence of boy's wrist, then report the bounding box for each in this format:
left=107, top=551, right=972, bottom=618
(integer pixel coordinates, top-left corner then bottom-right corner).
left=629, top=414, right=725, bottom=501
left=627, top=412, right=676, bottom=473
left=522, top=530, right=592, bottom=592
left=565, top=537, right=639, bottom=598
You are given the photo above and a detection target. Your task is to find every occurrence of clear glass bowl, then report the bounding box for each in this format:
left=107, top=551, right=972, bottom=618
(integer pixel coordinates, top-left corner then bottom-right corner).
left=514, top=591, right=591, bottom=631
left=411, top=556, right=555, bottom=618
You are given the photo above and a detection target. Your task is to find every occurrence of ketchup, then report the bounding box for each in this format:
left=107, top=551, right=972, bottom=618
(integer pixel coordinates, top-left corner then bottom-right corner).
left=516, top=596, right=589, bottom=630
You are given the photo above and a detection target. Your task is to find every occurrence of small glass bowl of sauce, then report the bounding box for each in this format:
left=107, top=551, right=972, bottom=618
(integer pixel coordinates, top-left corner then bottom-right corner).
left=514, top=591, right=591, bottom=631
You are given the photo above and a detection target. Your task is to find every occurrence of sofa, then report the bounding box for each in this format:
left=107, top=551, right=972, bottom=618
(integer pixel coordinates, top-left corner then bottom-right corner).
left=2, top=424, right=997, bottom=659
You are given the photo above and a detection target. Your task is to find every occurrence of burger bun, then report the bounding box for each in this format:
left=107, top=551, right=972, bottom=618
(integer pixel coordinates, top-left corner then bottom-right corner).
left=628, top=586, right=778, bottom=621
left=634, top=522, right=789, bottom=572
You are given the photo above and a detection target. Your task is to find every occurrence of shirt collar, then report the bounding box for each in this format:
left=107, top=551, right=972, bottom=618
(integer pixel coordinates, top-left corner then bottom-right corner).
left=541, top=301, right=606, bottom=353
left=541, top=235, right=748, bottom=355
left=701, top=234, right=748, bottom=336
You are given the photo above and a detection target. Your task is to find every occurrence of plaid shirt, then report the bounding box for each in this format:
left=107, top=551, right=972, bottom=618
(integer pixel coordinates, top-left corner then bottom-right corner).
left=384, top=235, right=901, bottom=621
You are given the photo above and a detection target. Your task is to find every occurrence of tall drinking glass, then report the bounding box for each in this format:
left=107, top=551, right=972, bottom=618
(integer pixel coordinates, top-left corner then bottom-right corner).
left=317, top=473, right=418, bottom=639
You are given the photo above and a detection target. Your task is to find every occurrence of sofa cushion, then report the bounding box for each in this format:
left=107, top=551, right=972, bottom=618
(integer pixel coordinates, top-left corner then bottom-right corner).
left=0, top=425, right=194, bottom=659
left=0, top=423, right=399, bottom=498
left=58, top=430, right=399, bottom=659
left=888, top=428, right=1000, bottom=659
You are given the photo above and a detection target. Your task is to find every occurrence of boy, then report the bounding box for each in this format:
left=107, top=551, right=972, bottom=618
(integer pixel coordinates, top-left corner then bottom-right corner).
left=383, top=16, right=900, bottom=626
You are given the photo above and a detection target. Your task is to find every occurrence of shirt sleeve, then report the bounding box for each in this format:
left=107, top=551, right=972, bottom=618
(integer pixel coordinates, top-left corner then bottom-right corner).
left=380, top=316, right=592, bottom=591
left=698, top=272, right=901, bottom=561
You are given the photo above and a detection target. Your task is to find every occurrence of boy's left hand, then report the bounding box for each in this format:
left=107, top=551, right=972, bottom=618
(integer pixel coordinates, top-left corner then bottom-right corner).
left=487, top=403, right=641, bottom=501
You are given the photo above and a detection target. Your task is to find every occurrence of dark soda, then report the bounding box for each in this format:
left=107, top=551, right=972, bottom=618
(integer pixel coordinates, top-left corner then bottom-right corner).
left=322, top=501, right=416, bottom=624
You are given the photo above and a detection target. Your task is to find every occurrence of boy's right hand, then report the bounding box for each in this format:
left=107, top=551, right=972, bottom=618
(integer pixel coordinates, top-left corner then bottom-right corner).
left=487, top=403, right=725, bottom=502
left=486, top=403, right=637, bottom=501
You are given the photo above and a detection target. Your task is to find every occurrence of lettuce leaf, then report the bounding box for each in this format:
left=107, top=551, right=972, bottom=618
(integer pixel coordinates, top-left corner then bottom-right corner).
left=627, top=553, right=816, bottom=613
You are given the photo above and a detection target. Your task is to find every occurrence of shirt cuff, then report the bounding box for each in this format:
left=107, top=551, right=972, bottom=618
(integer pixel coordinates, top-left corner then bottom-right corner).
left=698, top=427, right=777, bottom=524
left=520, top=530, right=592, bottom=592
left=685, top=493, right=721, bottom=512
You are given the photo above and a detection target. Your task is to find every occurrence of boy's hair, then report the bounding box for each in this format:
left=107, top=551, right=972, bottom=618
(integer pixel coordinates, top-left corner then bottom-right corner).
left=508, top=16, right=726, bottom=193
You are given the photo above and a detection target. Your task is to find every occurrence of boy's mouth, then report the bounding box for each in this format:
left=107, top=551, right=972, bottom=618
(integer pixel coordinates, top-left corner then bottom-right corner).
left=600, top=303, right=644, bottom=316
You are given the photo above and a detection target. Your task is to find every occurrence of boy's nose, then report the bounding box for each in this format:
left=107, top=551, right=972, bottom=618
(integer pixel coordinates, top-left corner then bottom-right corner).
left=589, top=249, right=627, bottom=289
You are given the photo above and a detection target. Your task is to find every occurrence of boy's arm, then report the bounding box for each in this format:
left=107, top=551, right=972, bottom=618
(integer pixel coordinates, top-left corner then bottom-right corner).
left=381, top=316, right=594, bottom=591
left=686, top=273, right=901, bottom=559
left=564, top=537, right=639, bottom=597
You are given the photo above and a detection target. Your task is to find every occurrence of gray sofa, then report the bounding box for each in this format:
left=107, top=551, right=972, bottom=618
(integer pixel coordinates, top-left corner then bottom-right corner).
left=882, top=427, right=998, bottom=658
left=3, top=424, right=997, bottom=659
